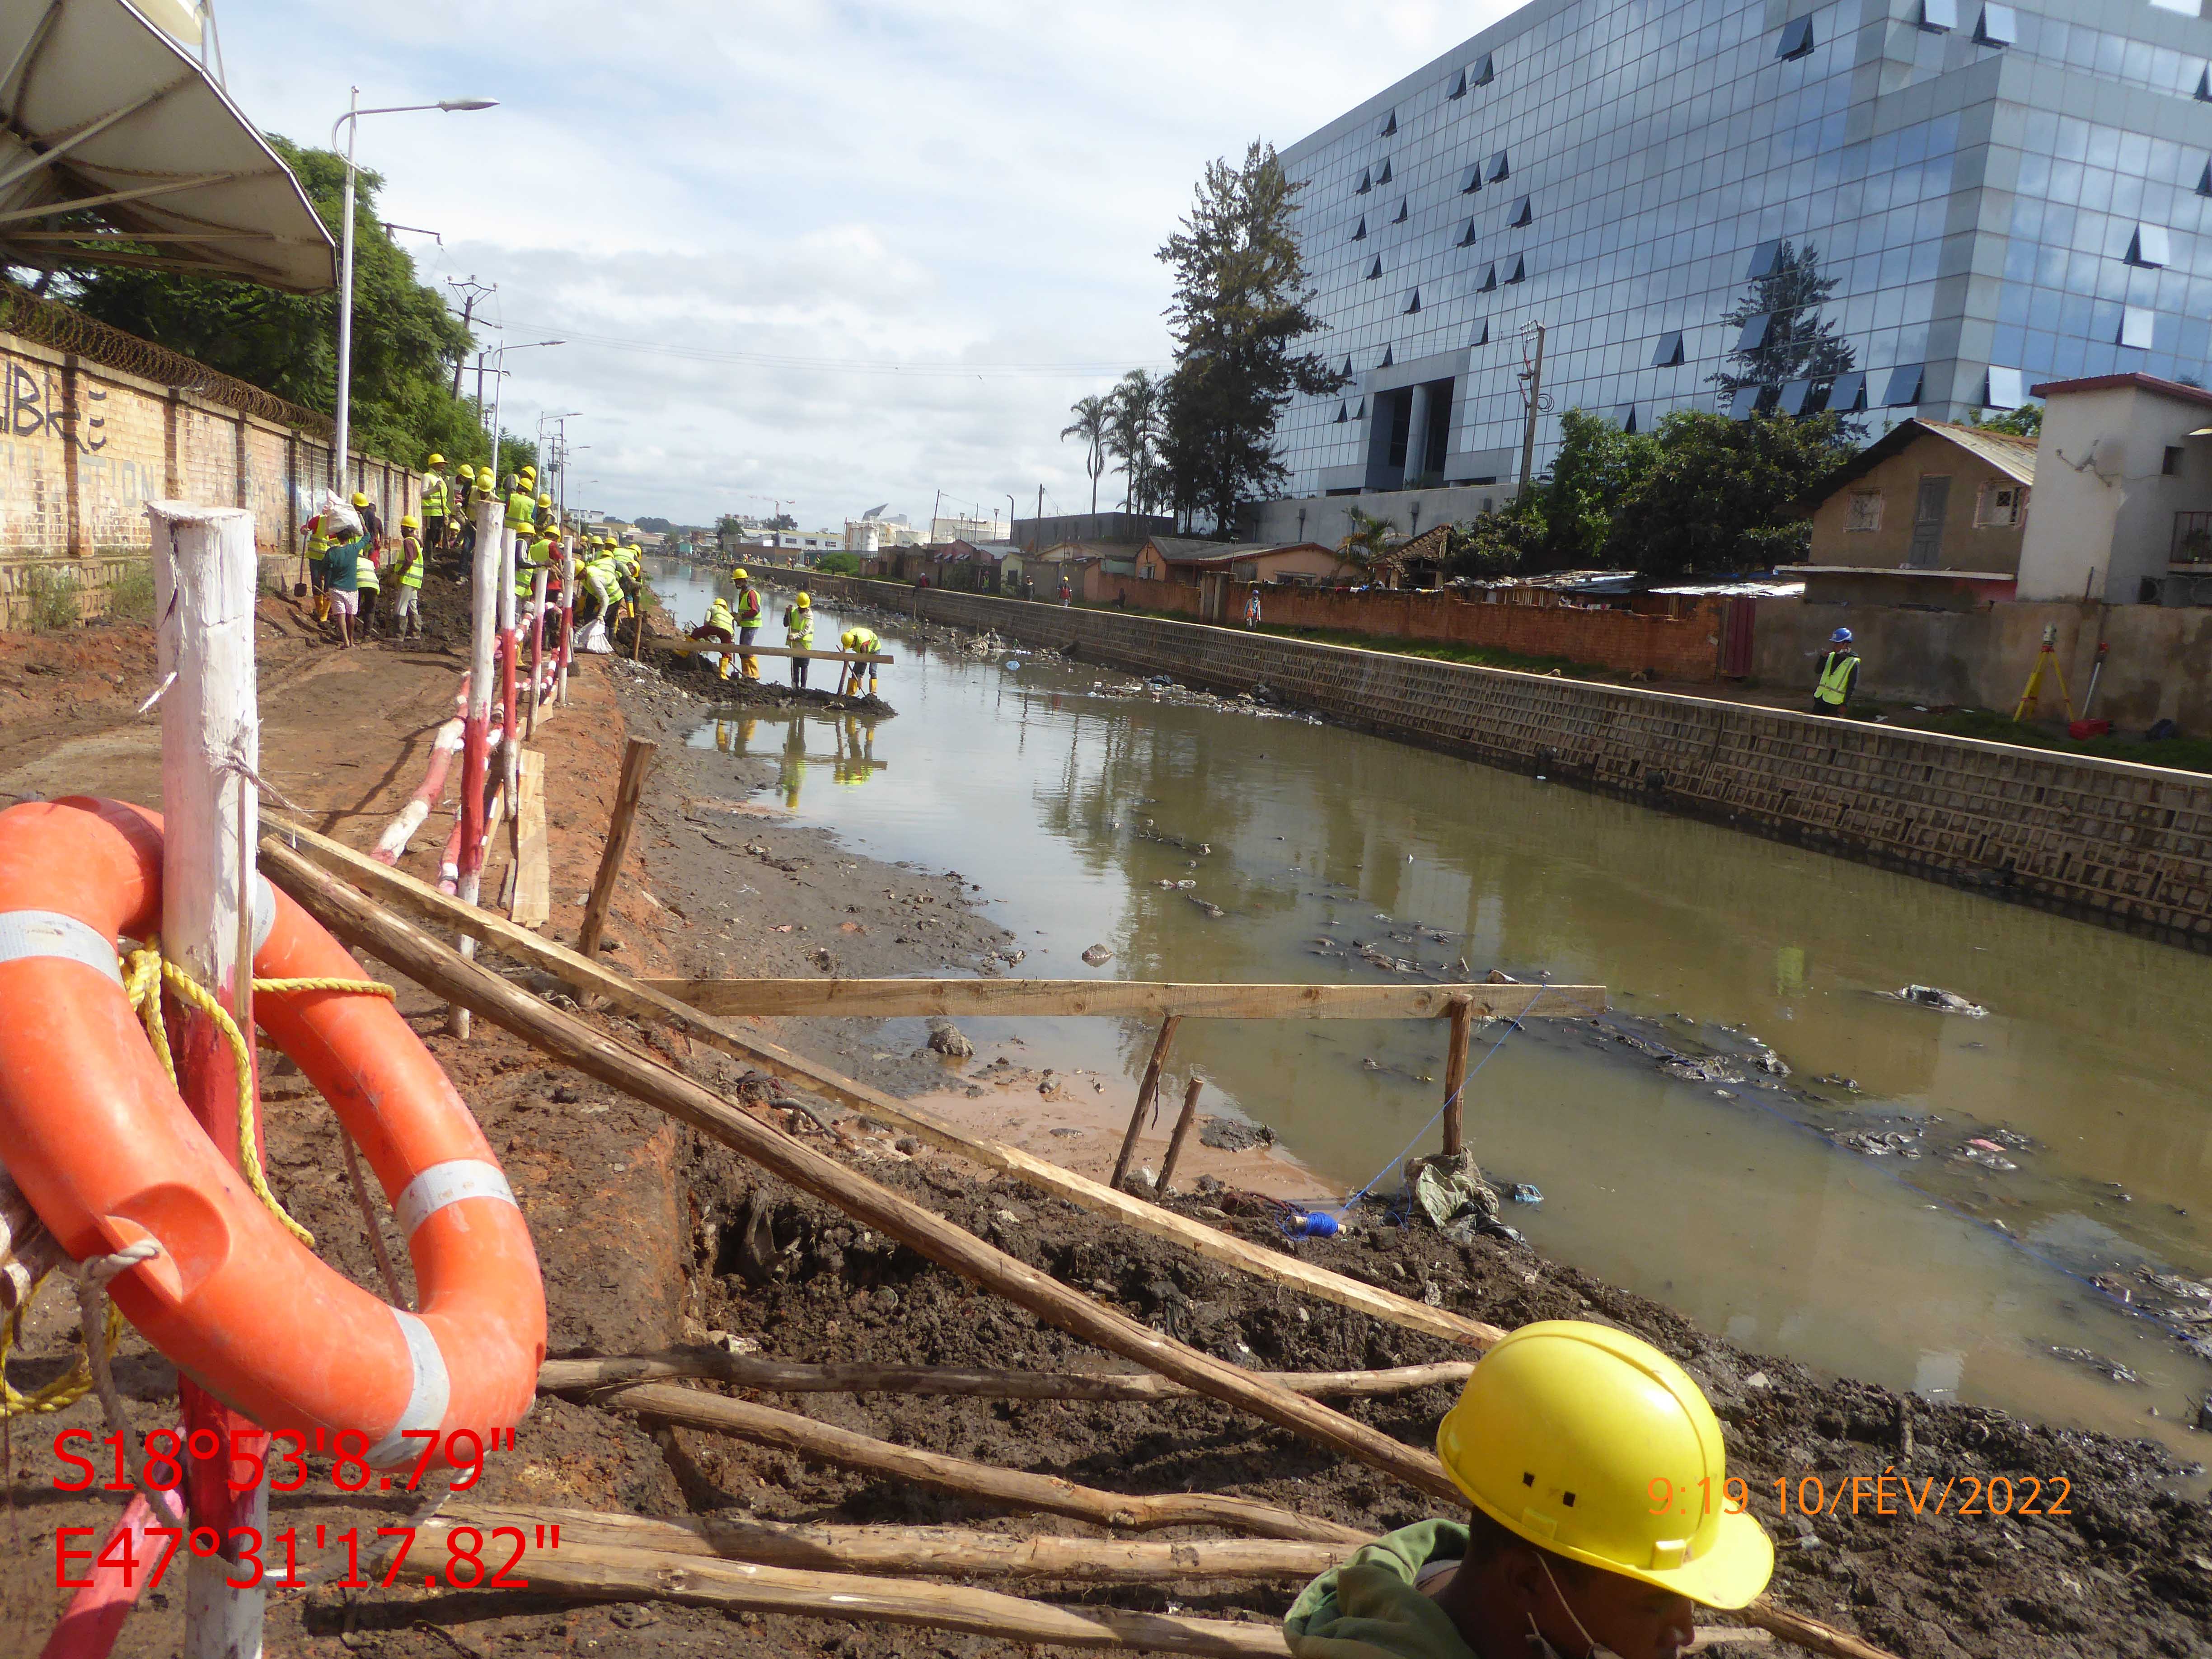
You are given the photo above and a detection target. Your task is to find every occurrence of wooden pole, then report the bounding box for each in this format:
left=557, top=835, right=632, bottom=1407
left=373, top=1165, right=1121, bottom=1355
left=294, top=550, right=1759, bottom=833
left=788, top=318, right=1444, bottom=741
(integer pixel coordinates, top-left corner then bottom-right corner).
left=258, top=819, right=1509, bottom=1352
left=540, top=1351, right=1474, bottom=1401
left=148, top=500, right=267, bottom=1659
left=1440, top=995, right=1472, bottom=1158
left=258, top=844, right=1473, bottom=1505
left=631, top=576, right=647, bottom=661
left=1155, top=1076, right=1205, bottom=1196
left=578, top=737, right=655, bottom=959
left=453, top=484, right=502, bottom=1036
left=557, top=530, right=575, bottom=707
left=498, top=524, right=521, bottom=830
left=526, top=565, right=548, bottom=739
left=634, top=975, right=1598, bottom=1021
left=1110, top=1016, right=1179, bottom=1190
left=589, top=1383, right=1364, bottom=1542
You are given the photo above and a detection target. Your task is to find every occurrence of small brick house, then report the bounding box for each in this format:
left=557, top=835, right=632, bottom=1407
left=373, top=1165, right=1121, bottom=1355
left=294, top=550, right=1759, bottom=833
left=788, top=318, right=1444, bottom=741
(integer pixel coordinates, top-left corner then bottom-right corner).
left=1799, top=419, right=2033, bottom=607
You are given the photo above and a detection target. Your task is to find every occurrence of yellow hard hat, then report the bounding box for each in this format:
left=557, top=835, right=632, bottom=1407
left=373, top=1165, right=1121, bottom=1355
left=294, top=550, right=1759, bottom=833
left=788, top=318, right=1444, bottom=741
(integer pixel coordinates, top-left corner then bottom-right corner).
left=400, top=515, right=419, bottom=530
left=732, top=567, right=750, bottom=581
left=351, top=491, right=370, bottom=507
left=538, top=492, right=552, bottom=506
left=459, top=464, right=477, bottom=480
left=426, top=453, right=444, bottom=467
left=796, top=592, right=810, bottom=608
left=1435, top=1322, right=1772, bottom=1610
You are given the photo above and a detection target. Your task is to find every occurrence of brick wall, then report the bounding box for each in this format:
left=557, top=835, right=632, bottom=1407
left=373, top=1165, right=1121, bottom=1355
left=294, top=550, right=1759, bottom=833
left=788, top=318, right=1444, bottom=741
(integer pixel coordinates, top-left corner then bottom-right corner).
left=0, top=330, right=421, bottom=622
left=788, top=573, right=2212, bottom=945
left=1083, top=572, right=1723, bottom=681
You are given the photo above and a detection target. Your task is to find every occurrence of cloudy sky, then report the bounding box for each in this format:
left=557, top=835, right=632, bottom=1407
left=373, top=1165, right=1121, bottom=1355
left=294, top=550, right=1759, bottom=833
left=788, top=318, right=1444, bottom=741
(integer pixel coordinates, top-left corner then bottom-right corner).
left=217, top=0, right=1513, bottom=530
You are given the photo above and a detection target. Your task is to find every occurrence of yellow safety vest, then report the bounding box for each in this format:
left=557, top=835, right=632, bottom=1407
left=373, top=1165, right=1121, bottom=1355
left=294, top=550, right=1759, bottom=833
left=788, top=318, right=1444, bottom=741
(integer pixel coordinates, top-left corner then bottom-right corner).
left=304, top=516, right=329, bottom=558
left=784, top=606, right=812, bottom=646
left=1814, top=651, right=1857, bottom=707
left=736, top=587, right=762, bottom=626
left=421, top=472, right=448, bottom=514
left=505, top=490, right=536, bottom=531
left=397, top=534, right=425, bottom=588
left=848, top=629, right=879, bottom=655
left=355, top=550, right=380, bottom=592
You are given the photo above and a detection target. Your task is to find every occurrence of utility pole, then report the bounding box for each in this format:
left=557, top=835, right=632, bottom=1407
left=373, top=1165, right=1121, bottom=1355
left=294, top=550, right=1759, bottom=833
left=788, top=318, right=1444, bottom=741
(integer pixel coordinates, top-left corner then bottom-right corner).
left=1517, top=319, right=1548, bottom=499
left=448, top=276, right=496, bottom=398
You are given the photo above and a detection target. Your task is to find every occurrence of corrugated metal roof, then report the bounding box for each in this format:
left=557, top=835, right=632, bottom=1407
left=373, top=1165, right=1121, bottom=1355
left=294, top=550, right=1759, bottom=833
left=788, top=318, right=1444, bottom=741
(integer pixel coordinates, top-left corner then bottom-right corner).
left=1922, top=420, right=2036, bottom=484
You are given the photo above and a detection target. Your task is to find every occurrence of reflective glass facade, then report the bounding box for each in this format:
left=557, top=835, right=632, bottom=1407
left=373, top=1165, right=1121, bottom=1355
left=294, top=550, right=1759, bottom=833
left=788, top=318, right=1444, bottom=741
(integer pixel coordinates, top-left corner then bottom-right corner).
left=1275, top=0, right=2212, bottom=498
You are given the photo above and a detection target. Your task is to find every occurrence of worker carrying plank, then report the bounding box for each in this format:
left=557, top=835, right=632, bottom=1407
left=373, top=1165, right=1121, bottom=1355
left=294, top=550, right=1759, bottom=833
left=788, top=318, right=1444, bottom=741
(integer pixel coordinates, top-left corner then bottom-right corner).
left=1285, top=1322, right=1772, bottom=1659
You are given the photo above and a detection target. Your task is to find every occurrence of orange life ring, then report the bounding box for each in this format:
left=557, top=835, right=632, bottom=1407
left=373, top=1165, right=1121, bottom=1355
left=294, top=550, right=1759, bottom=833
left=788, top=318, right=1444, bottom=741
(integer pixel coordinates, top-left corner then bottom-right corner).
left=0, top=798, right=544, bottom=1467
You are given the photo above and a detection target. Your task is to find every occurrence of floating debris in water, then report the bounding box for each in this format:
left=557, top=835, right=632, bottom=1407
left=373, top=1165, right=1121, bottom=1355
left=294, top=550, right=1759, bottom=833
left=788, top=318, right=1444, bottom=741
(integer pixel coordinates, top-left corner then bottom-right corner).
left=1897, top=984, right=1988, bottom=1017
left=1509, top=1183, right=1544, bottom=1205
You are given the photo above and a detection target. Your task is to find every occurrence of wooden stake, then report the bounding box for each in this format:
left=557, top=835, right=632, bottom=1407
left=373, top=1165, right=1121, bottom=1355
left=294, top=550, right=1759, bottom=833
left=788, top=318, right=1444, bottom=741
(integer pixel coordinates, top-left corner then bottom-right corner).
left=453, top=485, right=503, bottom=1037
left=257, top=843, right=1471, bottom=1506
left=1440, top=996, right=1472, bottom=1157
left=148, top=499, right=267, bottom=1659
left=540, top=1351, right=1474, bottom=1402
left=258, top=819, right=1508, bottom=1352
left=498, top=526, right=521, bottom=837
left=589, top=1383, right=1364, bottom=1543
left=579, top=738, right=655, bottom=959
left=1111, top=1016, right=1179, bottom=1190
left=1155, top=1076, right=1206, bottom=1196
left=632, top=582, right=648, bottom=661
left=557, top=530, right=575, bottom=708
left=526, top=565, right=548, bottom=739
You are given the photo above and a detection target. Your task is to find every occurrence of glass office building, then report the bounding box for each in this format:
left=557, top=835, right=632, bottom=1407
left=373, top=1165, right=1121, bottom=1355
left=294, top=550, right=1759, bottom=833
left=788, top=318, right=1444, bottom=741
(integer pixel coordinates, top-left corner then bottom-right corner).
left=1272, top=0, right=2212, bottom=502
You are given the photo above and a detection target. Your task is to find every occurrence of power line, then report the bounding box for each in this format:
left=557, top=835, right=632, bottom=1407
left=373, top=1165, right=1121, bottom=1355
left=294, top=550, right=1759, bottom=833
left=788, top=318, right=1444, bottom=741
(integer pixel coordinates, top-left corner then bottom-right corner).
left=500, top=318, right=1170, bottom=380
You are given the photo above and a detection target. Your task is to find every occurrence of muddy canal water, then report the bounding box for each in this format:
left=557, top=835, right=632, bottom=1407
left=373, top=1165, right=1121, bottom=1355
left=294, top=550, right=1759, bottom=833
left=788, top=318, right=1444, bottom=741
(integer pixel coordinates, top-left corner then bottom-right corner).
left=656, top=561, right=2212, bottom=1467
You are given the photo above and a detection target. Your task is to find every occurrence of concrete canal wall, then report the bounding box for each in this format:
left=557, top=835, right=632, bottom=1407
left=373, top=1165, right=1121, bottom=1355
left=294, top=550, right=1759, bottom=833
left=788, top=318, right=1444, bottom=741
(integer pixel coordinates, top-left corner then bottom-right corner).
left=779, top=571, right=2212, bottom=945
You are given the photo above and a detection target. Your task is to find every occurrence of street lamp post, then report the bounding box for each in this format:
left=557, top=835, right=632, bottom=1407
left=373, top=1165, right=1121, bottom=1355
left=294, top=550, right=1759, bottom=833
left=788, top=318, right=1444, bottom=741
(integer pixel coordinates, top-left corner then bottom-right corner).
left=484, top=339, right=564, bottom=481
left=331, top=88, right=497, bottom=490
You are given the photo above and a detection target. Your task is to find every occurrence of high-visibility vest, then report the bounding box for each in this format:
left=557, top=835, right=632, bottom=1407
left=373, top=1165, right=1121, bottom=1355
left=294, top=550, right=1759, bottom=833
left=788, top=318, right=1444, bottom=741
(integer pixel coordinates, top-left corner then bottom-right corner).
left=354, top=547, right=380, bottom=592
left=736, top=587, right=762, bottom=626
left=706, top=599, right=735, bottom=633
left=396, top=534, right=426, bottom=588
left=847, top=628, right=879, bottom=655
left=1814, top=651, right=1858, bottom=707
left=421, top=472, right=449, bottom=515
left=303, top=515, right=330, bottom=558
left=784, top=605, right=812, bottom=646
left=504, top=490, right=535, bottom=531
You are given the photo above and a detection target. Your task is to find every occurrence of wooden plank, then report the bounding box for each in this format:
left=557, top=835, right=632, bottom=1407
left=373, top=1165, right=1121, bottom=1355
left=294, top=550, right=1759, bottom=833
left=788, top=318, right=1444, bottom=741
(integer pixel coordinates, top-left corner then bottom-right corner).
left=579, top=738, right=655, bottom=958
left=663, top=640, right=893, bottom=662
left=258, top=820, right=1508, bottom=1351
left=510, top=749, right=549, bottom=928
left=634, top=976, right=1605, bottom=1021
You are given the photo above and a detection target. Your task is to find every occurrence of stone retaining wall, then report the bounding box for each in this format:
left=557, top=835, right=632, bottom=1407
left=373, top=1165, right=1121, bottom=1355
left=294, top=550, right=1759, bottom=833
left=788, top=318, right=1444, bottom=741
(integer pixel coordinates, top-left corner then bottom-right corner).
left=787, top=572, right=2212, bottom=945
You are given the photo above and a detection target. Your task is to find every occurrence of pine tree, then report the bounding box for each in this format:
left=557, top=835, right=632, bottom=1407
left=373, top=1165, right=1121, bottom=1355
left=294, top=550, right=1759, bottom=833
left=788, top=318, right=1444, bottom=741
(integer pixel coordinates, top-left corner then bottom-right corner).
left=1711, top=241, right=1855, bottom=409
left=1156, top=142, right=1345, bottom=534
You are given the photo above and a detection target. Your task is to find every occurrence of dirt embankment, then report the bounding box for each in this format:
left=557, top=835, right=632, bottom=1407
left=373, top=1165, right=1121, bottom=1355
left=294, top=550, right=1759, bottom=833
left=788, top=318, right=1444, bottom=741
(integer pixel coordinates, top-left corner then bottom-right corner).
left=1, top=615, right=2207, bottom=1659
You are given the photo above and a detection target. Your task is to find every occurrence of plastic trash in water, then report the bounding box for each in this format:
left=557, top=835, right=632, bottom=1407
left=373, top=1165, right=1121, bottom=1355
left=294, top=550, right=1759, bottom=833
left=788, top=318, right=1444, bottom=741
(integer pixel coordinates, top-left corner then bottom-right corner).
left=1287, top=1211, right=1340, bottom=1237
left=1509, top=1182, right=1544, bottom=1206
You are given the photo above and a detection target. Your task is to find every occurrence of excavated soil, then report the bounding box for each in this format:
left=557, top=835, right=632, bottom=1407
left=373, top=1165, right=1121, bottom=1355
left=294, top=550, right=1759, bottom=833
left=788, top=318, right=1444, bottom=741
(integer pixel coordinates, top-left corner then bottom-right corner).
left=0, top=616, right=2207, bottom=1659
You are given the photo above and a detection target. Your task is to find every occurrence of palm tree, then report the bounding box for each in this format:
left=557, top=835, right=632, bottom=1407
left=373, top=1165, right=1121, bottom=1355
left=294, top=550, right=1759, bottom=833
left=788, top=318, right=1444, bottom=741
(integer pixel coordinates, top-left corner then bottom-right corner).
left=1340, top=508, right=1400, bottom=584
left=1061, top=394, right=1110, bottom=514
left=1105, top=370, right=1163, bottom=516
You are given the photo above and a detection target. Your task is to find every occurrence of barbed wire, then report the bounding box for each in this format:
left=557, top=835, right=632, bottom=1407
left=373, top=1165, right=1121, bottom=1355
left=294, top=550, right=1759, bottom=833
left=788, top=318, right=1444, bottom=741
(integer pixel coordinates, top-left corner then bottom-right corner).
left=0, top=283, right=333, bottom=437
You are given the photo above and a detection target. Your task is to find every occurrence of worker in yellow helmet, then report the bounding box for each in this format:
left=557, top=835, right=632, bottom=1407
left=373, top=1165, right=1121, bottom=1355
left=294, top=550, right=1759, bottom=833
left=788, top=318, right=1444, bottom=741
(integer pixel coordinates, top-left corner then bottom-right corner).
left=694, top=594, right=737, bottom=681
left=350, top=492, right=382, bottom=636
left=391, top=514, right=427, bottom=639
left=782, top=590, right=814, bottom=688
left=1285, top=1322, right=1772, bottom=1659
left=731, top=567, right=762, bottom=681
left=838, top=624, right=880, bottom=699
left=421, top=454, right=450, bottom=553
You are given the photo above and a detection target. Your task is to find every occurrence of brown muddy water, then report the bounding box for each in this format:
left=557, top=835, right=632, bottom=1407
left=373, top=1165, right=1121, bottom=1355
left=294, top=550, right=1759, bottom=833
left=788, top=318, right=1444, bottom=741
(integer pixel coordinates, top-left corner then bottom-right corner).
left=657, top=561, right=2212, bottom=1469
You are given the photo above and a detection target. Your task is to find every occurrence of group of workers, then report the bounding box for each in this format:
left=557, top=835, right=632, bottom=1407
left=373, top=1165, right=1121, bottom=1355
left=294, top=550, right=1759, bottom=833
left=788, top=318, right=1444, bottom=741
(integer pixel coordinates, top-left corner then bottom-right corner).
left=691, top=568, right=881, bottom=698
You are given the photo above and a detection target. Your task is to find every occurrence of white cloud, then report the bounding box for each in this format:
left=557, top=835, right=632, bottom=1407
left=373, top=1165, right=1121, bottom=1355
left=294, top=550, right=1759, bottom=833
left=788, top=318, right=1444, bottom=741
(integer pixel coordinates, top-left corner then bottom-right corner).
left=216, top=0, right=1517, bottom=526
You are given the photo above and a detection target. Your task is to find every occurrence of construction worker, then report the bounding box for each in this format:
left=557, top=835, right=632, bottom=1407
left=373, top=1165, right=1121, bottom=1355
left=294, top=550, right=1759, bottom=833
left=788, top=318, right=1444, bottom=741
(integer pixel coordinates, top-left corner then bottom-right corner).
left=391, top=515, right=427, bottom=639
left=1285, top=1322, right=1771, bottom=1659
left=732, top=567, right=763, bottom=680
left=575, top=543, right=617, bottom=637
left=1813, top=627, right=1860, bottom=717
left=783, top=590, right=815, bottom=688
left=839, top=625, right=881, bottom=698
left=694, top=594, right=737, bottom=681
left=613, top=538, right=643, bottom=628
left=300, top=500, right=335, bottom=620
left=321, top=516, right=369, bottom=649
left=352, top=507, right=382, bottom=637
left=421, top=454, right=449, bottom=552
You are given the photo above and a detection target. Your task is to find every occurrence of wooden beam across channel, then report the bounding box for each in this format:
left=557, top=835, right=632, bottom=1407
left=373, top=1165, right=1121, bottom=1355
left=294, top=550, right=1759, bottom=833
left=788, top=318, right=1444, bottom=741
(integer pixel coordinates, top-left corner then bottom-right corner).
left=633, top=977, right=1605, bottom=1021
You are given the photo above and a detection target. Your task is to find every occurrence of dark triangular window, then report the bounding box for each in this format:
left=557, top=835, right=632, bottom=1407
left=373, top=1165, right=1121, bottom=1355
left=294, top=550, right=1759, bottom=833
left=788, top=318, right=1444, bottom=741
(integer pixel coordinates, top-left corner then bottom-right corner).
left=1508, top=196, right=1533, bottom=226
left=1379, top=347, right=1394, bottom=368
left=1405, top=289, right=1421, bottom=314
left=1776, top=16, right=1814, bottom=59
left=1471, top=52, right=1494, bottom=85
left=1471, top=320, right=1489, bottom=346
left=1354, top=398, right=1367, bottom=419
left=1340, top=355, right=1354, bottom=376
left=1379, top=110, right=1397, bottom=136
left=1392, top=198, right=1408, bottom=225
left=1376, top=158, right=1393, bottom=184
left=1351, top=216, right=1368, bottom=241
left=1355, top=168, right=1372, bottom=193
left=1457, top=219, right=1478, bottom=248
left=1504, top=254, right=1526, bottom=283
left=1459, top=164, right=1482, bottom=195
left=1477, top=262, right=1498, bottom=291
left=1335, top=402, right=1350, bottom=424
left=1447, top=67, right=1467, bottom=98
left=1652, top=331, right=1685, bottom=367
left=2198, top=66, right=2212, bottom=101
left=2198, top=159, right=2212, bottom=196
left=1487, top=150, right=1510, bottom=182
left=1366, top=256, right=1383, bottom=280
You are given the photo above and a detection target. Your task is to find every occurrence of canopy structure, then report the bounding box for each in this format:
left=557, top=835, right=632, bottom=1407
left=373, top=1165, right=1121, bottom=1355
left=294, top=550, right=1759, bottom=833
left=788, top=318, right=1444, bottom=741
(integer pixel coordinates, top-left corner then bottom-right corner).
left=0, top=0, right=334, bottom=293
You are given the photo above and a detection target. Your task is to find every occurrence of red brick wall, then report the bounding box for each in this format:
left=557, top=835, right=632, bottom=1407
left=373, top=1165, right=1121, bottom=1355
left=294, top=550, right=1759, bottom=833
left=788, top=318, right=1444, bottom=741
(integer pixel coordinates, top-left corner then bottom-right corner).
left=1088, top=574, right=1723, bottom=681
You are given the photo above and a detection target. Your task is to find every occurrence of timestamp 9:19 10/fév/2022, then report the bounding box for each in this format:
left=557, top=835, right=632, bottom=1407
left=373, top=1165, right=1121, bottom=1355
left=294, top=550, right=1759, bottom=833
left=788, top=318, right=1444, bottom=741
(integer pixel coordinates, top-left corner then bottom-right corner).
left=1648, top=1472, right=2071, bottom=1520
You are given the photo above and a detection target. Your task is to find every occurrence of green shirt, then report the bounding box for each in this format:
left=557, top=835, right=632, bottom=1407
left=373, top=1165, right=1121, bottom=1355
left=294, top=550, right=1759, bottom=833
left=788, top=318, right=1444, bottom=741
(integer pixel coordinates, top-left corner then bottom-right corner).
left=1285, top=1521, right=1478, bottom=1659
left=323, top=534, right=367, bottom=592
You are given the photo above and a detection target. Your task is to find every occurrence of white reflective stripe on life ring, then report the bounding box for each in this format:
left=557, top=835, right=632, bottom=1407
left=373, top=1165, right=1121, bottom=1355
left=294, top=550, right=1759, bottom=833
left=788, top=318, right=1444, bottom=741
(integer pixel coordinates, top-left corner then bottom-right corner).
left=393, top=1159, right=518, bottom=1240
left=250, top=873, right=277, bottom=955
left=0, top=909, right=123, bottom=985
left=366, top=1308, right=451, bottom=1468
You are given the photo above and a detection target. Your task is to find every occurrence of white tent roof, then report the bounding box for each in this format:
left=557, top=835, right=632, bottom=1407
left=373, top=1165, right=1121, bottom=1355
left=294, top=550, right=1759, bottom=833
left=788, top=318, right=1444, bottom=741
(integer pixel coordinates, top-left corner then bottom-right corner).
left=0, top=0, right=334, bottom=292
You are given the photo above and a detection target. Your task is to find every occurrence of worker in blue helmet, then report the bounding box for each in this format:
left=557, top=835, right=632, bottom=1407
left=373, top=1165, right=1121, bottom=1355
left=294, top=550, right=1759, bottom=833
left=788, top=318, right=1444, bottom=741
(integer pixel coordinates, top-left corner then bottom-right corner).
left=1813, top=627, right=1860, bottom=716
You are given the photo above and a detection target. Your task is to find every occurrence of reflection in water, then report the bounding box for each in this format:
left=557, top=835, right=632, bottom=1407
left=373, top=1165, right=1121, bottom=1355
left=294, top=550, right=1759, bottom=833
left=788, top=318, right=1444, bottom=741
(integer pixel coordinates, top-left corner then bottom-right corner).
left=690, top=712, right=892, bottom=811
left=647, top=560, right=2212, bottom=1465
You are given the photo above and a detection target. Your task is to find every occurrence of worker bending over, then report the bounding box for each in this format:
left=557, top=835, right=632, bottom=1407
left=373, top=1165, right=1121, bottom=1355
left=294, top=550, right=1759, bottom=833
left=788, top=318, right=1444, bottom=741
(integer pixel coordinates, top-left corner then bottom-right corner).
left=839, top=625, right=881, bottom=698
left=694, top=595, right=738, bottom=682
left=391, top=515, right=426, bottom=639
left=732, top=567, right=763, bottom=680
left=1286, top=1321, right=1771, bottom=1659
left=1813, top=627, right=1860, bottom=717
left=783, top=590, right=814, bottom=687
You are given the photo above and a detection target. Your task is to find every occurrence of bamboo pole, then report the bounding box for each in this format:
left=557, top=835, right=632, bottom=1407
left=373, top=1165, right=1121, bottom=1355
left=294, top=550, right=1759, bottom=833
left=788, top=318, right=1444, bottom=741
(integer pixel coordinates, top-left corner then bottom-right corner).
left=1111, top=1016, right=1179, bottom=1190
left=1155, top=1076, right=1206, bottom=1196
left=257, top=819, right=1509, bottom=1353
left=539, top=1350, right=1474, bottom=1402
left=148, top=500, right=267, bottom=1659
left=498, top=525, right=521, bottom=835
left=587, top=1383, right=1364, bottom=1543
left=453, top=484, right=502, bottom=1038
left=257, top=843, right=1466, bottom=1507
left=579, top=738, right=655, bottom=960
left=1440, top=996, right=1472, bottom=1158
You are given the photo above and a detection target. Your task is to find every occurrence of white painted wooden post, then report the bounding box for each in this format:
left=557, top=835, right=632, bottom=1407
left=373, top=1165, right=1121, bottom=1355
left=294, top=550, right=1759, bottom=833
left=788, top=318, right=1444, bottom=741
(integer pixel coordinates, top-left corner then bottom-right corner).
left=499, top=524, right=520, bottom=814
left=526, top=565, right=548, bottom=739
left=454, top=487, right=502, bottom=1037
left=148, top=501, right=267, bottom=1659
left=556, top=530, right=575, bottom=706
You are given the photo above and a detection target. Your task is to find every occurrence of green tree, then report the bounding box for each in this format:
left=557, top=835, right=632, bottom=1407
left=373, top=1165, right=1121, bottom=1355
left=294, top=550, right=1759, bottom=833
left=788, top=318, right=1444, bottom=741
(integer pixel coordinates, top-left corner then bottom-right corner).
left=1104, top=369, right=1165, bottom=516
left=55, top=135, right=478, bottom=468
left=1445, top=498, right=1547, bottom=576
left=1539, top=409, right=1663, bottom=566
left=1972, top=402, right=2043, bottom=438
left=1711, top=242, right=1856, bottom=415
left=1602, top=410, right=1851, bottom=577
left=1060, top=393, right=1110, bottom=513
left=1156, top=141, right=1345, bottom=534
